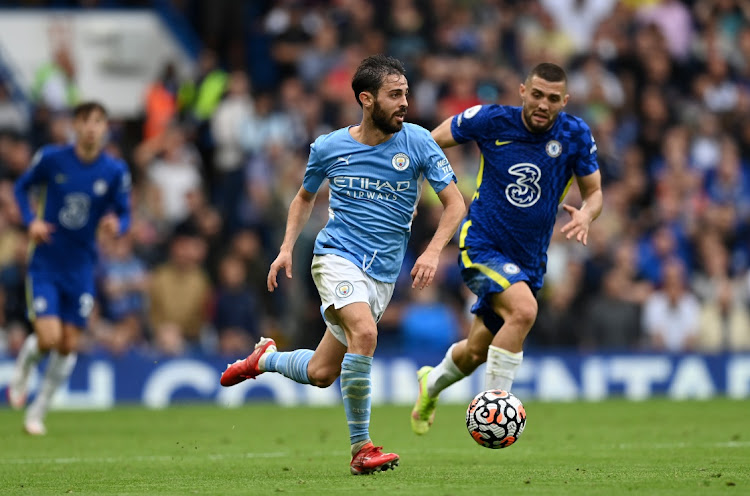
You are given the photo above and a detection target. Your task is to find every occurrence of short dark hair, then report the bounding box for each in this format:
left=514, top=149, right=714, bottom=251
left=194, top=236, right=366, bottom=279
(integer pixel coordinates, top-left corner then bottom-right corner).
left=72, top=101, right=108, bottom=120
left=526, top=63, right=567, bottom=85
left=351, top=55, right=406, bottom=107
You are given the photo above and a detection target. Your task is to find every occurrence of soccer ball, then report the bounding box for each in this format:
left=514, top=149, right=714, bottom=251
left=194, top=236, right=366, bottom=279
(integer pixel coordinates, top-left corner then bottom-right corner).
left=466, top=389, right=526, bottom=449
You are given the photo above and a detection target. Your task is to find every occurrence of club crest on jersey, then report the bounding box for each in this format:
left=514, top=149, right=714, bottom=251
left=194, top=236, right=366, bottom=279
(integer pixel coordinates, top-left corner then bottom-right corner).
left=335, top=282, right=354, bottom=298
left=546, top=140, right=562, bottom=157
left=392, top=152, right=410, bottom=171
left=93, top=179, right=108, bottom=196
left=33, top=296, right=47, bottom=313
left=503, top=263, right=520, bottom=275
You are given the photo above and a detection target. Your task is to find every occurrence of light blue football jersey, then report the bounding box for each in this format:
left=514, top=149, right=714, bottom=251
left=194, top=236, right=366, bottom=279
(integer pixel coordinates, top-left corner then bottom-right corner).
left=303, top=122, right=456, bottom=283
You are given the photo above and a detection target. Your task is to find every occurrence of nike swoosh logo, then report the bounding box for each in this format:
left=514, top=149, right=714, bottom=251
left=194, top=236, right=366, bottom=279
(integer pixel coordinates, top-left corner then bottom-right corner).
left=495, top=140, right=512, bottom=146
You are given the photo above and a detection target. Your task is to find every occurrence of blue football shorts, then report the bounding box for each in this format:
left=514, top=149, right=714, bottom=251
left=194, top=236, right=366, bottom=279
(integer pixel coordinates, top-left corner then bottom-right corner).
left=26, top=271, right=95, bottom=329
left=459, top=244, right=540, bottom=333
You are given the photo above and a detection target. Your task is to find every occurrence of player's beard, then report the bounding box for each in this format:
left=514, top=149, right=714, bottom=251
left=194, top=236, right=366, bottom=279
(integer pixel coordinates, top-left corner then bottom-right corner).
left=372, top=99, right=404, bottom=134
left=523, top=107, right=555, bottom=133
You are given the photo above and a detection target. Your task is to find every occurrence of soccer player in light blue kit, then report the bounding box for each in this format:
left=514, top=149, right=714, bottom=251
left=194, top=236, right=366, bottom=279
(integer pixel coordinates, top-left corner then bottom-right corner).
left=411, top=63, right=603, bottom=434
left=220, top=55, right=465, bottom=474
left=8, top=102, right=131, bottom=435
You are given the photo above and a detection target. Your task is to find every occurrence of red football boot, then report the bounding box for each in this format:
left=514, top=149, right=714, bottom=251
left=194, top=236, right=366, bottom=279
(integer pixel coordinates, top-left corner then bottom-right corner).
left=350, top=442, right=400, bottom=475
left=220, top=337, right=276, bottom=387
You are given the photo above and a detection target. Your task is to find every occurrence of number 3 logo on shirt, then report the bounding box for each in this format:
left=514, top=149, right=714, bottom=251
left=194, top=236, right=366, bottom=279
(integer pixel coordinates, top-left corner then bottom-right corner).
left=505, top=163, right=541, bottom=208
left=59, top=193, right=91, bottom=229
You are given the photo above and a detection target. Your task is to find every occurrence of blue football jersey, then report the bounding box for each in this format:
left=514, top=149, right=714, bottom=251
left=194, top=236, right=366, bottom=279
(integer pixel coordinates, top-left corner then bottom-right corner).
left=14, top=144, right=132, bottom=272
left=451, top=105, right=598, bottom=281
left=303, top=123, right=456, bottom=283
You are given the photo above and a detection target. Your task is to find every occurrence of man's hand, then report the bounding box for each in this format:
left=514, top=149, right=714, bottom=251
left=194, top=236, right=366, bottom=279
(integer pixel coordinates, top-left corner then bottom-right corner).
left=267, top=249, right=293, bottom=292
left=560, top=204, right=593, bottom=246
left=28, top=218, right=54, bottom=244
left=99, top=214, right=120, bottom=238
left=410, top=248, right=440, bottom=289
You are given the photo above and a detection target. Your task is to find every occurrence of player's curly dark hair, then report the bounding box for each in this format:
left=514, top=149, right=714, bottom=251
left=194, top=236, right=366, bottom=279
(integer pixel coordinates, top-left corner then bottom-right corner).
left=351, top=55, right=406, bottom=107
left=527, top=62, right=567, bottom=85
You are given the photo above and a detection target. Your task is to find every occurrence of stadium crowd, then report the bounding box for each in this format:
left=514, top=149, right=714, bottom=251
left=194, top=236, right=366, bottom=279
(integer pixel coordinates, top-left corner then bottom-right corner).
left=0, top=0, right=749, bottom=359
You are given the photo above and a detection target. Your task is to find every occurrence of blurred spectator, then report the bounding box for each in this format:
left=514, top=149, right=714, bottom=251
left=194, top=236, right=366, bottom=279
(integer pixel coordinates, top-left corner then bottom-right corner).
left=264, top=0, right=315, bottom=81
left=210, top=70, right=255, bottom=233
left=178, top=48, right=227, bottom=124
left=582, top=267, right=644, bottom=351
left=692, top=233, right=750, bottom=351
left=212, top=253, right=259, bottom=356
left=643, top=259, right=701, bottom=352
left=297, top=18, right=343, bottom=89
left=135, top=124, right=203, bottom=228
left=148, top=233, right=211, bottom=355
left=94, top=234, right=149, bottom=355
left=175, top=189, right=223, bottom=277
left=31, top=45, right=78, bottom=112
left=143, top=62, right=179, bottom=141
left=399, top=283, right=461, bottom=354
left=0, top=133, right=32, bottom=182
left=539, top=0, right=618, bottom=55
left=531, top=260, right=585, bottom=349
left=568, top=54, right=625, bottom=114
left=0, top=82, right=28, bottom=135
left=635, top=0, right=694, bottom=61
left=0, top=231, right=29, bottom=355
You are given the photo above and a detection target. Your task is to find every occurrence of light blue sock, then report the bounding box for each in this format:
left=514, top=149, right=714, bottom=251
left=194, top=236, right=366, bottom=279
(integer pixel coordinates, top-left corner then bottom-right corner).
left=341, top=353, right=372, bottom=444
left=264, top=349, right=313, bottom=384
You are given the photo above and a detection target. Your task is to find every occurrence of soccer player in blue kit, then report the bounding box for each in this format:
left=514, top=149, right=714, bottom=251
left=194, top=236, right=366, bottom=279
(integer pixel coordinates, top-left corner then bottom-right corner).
left=8, top=101, right=131, bottom=435
left=220, top=55, right=466, bottom=474
left=411, top=63, right=603, bottom=435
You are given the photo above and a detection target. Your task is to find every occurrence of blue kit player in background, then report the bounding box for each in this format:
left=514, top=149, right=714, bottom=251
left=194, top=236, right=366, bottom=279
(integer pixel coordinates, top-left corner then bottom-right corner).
left=411, top=62, right=603, bottom=435
left=7, top=101, right=131, bottom=435
left=220, top=55, right=465, bottom=474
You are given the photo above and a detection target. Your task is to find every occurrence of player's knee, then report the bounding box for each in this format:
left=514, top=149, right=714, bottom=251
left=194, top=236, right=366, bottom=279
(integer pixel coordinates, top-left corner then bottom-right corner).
left=347, top=325, right=378, bottom=350
left=36, top=332, right=60, bottom=351
left=465, top=345, right=488, bottom=368
left=58, top=342, right=76, bottom=355
left=307, top=363, right=341, bottom=388
left=509, top=300, right=538, bottom=331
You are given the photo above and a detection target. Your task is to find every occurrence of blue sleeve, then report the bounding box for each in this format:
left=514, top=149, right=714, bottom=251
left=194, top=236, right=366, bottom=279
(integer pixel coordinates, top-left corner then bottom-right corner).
left=302, top=140, right=326, bottom=194
left=13, top=149, right=49, bottom=227
left=574, top=121, right=599, bottom=177
left=419, top=132, right=456, bottom=194
left=112, top=161, right=132, bottom=235
left=450, top=104, right=494, bottom=144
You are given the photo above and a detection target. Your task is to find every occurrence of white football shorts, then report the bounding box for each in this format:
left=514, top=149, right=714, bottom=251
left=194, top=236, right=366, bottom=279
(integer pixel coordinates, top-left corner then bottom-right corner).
left=311, top=254, right=395, bottom=346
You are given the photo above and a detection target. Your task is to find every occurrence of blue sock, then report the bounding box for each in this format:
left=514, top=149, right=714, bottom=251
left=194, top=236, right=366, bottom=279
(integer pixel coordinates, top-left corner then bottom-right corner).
left=341, top=353, right=372, bottom=444
left=264, top=350, right=313, bottom=384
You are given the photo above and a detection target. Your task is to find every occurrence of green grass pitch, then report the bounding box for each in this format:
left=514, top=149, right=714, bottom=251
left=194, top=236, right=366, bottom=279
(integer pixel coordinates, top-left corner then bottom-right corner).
left=0, top=399, right=748, bottom=495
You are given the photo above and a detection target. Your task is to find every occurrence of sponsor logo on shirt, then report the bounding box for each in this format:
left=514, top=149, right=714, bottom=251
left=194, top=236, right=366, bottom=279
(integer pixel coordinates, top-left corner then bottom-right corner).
left=332, top=176, right=410, bottom=201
